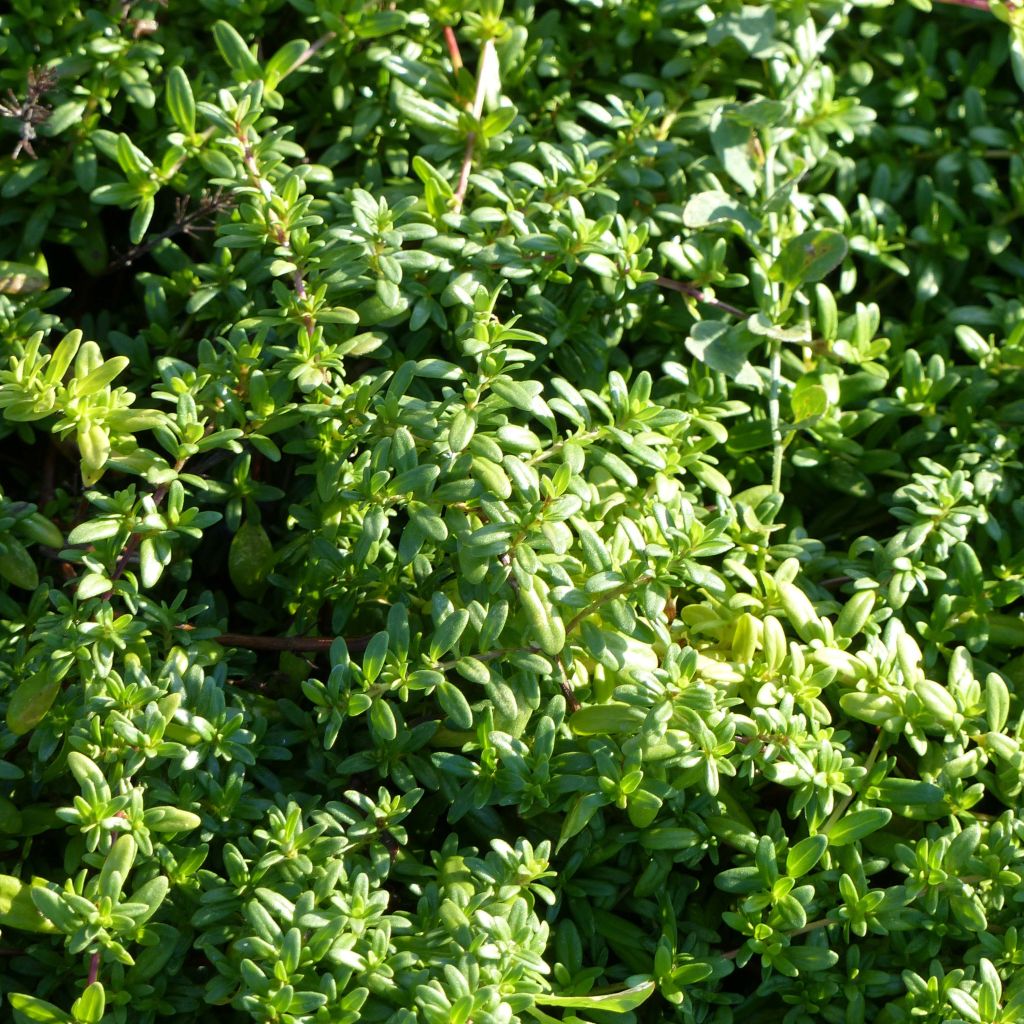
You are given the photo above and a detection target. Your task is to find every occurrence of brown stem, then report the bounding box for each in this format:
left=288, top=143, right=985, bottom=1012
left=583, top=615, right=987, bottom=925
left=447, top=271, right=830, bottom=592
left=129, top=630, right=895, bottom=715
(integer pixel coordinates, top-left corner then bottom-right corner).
left=564, top=575, right=653, bottom=637
left=819, top=575, right=853, bottom=591
left=453, top=131, right=476, bottom=212
left=557, top=655, right=581, bottom=713
left=656, top=276, right=745, bottom=317
left=215, top=631, right=373, bottom=653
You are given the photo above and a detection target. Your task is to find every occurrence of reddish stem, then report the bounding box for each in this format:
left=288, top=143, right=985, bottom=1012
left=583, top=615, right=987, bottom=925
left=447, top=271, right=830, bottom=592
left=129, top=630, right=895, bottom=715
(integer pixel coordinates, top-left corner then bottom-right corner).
left=281, top=31, right=336, bottom=79
left=443, top=26, right=463, bottom=71
left=87, top=952, right=100, bottom=986
left=655, top=276, right=745, bottom=317
left=934, top=0, right=1002, bottom=9
left=453, top=132, right=476, bottom=211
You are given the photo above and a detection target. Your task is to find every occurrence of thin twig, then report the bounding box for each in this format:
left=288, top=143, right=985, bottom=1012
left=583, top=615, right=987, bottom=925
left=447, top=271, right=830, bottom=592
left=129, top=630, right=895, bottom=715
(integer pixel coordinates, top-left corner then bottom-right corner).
left=105, top=188, right=231, bottom=272
left=655, top=276, right=745, bottom=317
left=819, top=575, right=853, bottom=591
left=0, top=67, right=58, bottom=159
left=214, top=631, right=373, bottom=653
left=934, top=0, right=1007, bottom=9
left=281, top=31, right=336, bottom=80
left=453, top=135, right=476, bottom=212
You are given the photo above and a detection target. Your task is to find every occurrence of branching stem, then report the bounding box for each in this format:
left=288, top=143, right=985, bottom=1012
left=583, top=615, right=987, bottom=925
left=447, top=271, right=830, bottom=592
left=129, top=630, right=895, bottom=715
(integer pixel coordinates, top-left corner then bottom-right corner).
left=103, top=460, right=186, bottom=599
left=656, top=275, right=744, bottom=317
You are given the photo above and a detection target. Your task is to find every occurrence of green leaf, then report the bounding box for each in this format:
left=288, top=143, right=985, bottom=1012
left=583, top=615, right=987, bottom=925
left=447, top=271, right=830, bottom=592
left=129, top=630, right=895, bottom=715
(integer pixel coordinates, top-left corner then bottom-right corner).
left=786, top=946, right=840, bottom=972
left=428, top=609, right=469, bottom=662
left=915, top=679, right=959, bottom=728
left=707, top=5, right=777, bottom=56
left=710, top=109, right=758, bottom=196
left=1008, top=21, right=1024, bottom=93
left=790, top=383, right=829, bottom=425
left=264, top=39, right=310, bottom=90
left=785, top=834, right=828, bottom=877
left=9, top=994, right=73, bottom=1024
left=78, top=422, right=111, bottom=485
left=368, top=698, right=397, bottom=742
left=437, top=681, right=474, bottom=729
left=0, top=539, right=38, bottom=590
left=682, top=190, right=761, bottom=234
left=0, top=875, right=59, bottom=933
left=771, top=229, right=848, bottom=288
left=229, top=522, right=274, bottom=597
left=872, top=778, right=944, bottom=806
left=76, top=356, right=129, bottom=396
left=535, top=980, right=656, bottom=1012
left=519, top=584, right=566, bottom=656
left=71, top=984, right=105, bottom=1024
left=165, top=66, right=196, bottom=134
left=361, top=631, right=389, bottom=684
left=626, top=788, right=662, bottom=828
left=130, top=196, right=155, bottom=244
left=116, top=133, right=150, bottom=178
left=639, top=827, right=700, bottom=851
left=143, top=807, right=203, bottom=833
left=557, top=792, right=606, bottom=850
left=1, top=161, right=50, bottom=199
left=6, top=672, right=61, bottom=735
left=213, top=20, right=261, bottom=77
left=41, top=102, right=86, bottom=137
left=685, top=321, right=760, bottom=387
left=569, top=703, right=646, bottom=735
left=825, top=808, right=892, bottom=847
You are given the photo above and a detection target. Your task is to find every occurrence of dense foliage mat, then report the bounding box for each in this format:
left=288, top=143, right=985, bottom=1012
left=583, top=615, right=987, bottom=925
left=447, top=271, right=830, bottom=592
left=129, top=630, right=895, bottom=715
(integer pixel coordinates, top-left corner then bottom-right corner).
left=3, top=0, right=1024, bottom=1021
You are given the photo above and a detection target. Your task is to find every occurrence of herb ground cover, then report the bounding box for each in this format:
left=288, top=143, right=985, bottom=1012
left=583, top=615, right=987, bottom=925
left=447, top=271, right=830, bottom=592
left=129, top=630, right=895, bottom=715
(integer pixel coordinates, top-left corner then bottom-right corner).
left=3, top=0, right=1024, bottom=1021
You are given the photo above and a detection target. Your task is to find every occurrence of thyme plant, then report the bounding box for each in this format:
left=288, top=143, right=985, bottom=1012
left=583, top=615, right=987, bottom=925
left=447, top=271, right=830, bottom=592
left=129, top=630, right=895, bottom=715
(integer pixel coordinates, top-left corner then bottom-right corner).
left=2, top=1, right=1024, bottom=1022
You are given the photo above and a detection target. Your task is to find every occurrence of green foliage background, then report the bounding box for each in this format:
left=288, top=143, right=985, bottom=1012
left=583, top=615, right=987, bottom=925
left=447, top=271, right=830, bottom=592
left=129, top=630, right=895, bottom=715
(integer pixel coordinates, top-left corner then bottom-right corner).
left=3, top=0, right=1024, bottom=1022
